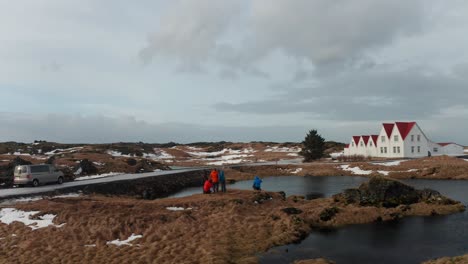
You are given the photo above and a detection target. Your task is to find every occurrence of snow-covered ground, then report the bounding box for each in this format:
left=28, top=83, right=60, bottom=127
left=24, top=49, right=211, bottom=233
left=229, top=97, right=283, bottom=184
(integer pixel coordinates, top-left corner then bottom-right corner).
left=74, top=172, right=124, bottom=181
left=264, top=146, right=301, bottom=153
left=371, top=160, right=408, bottom=166
left=0, top=208, right=64, bottom=230
left=45, top=147, right=83, bottom=156
left=340, top=165, right=373, bottom=175
left=0, top=193, right=82, bottom=205
left=107, top=234, right=142, bottom=246
left=166, top=207, right=192, bottom=211
left=291, top=168, right=303, bottom=174
left=340, top=164, right=418, bottom=176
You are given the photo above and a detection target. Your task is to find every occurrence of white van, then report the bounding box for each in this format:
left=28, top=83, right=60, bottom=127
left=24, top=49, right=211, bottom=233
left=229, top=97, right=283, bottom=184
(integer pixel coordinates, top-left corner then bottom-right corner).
left=14, top=164, right=64, bottom=187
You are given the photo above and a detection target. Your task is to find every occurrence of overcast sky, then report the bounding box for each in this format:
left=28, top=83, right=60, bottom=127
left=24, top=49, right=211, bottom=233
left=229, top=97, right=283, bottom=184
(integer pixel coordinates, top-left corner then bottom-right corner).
left=1, top=0, right=467, bottom=144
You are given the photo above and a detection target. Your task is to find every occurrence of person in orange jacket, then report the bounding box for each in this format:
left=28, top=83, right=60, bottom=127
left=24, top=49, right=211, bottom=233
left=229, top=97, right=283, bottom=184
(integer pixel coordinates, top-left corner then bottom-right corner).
left=210, top=169, right=219, bottom=193
left=203, top=179, right=213, bottom=194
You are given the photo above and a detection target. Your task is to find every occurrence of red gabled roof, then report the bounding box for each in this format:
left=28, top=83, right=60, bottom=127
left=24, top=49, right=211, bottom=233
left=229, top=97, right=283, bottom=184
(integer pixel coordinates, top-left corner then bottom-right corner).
left=362, top=135, right=370, bottom=145
left=371, top=135, right=379, bottom=147
left=382, top=123, right=395, bottom=138
left=352, top=136, right=361, bottom=145
left=395, top=122, right=416, bottom=140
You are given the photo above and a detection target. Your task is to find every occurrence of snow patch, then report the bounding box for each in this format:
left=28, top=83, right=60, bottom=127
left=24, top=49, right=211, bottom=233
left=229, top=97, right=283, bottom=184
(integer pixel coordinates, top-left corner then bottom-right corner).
left=106, top=234, right=142, bottom=246
left=291, top=168, right=303, bottom=174
left=340, top=165, right=373, bottom=175
left=166, top=207, right=192, bottom=211
left=45, top=147, right=83, bottom=155
left=74, top=167, right=82, bottom=175
left=264, top=146, right=301, bottom=153
left=74, top=172, right=123, bottom=181
left=371, top=160, right=408, bottom=166
left=0, top=208, right=64, bottom=230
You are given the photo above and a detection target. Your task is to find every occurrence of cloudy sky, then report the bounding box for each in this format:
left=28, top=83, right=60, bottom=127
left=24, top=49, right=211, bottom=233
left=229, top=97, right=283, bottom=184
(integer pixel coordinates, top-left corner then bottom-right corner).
left=1, top=0, right=467, bottom=144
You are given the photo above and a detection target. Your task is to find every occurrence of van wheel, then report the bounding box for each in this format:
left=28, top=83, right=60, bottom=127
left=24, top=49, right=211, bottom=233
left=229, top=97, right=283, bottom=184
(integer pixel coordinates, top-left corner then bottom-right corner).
left=32, top=179, right=39, bottom=187
left=57, top=177, right=63, bottom=184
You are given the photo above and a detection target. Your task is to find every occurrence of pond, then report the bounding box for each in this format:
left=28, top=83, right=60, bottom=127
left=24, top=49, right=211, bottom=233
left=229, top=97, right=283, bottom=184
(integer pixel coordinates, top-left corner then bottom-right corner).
left=259, top=178, right=468, bottom=264
left=168, top=176, right=368, bottom=198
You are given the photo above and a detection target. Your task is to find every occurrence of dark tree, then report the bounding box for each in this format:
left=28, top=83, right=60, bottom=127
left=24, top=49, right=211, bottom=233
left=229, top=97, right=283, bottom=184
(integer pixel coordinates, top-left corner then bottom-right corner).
left=300, top=129, right=325, bottom=162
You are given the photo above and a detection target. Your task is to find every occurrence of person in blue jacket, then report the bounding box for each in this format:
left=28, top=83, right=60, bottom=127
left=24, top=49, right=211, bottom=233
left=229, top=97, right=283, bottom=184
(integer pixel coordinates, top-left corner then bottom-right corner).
left=218, top=168, right=226, bottom=193
left=252, top=176, right=262, bottom=191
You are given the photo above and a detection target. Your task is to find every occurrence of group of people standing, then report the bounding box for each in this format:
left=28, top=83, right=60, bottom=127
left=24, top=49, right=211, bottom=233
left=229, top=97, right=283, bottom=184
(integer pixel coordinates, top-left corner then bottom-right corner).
left=203, top=168, right=264, bottom=194
left=203, top=168, right=226, bottom=194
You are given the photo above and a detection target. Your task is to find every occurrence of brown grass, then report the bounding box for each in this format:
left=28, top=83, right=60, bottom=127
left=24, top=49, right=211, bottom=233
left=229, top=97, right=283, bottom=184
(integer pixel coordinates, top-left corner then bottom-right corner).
left=422, top=254, right=468, bottom=264
left=0, top=189, right=464, bottom=264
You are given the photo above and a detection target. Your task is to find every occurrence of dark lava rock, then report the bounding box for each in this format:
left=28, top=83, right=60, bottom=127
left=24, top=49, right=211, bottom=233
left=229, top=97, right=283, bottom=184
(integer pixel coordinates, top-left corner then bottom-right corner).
left=277, top=191, right=286, bottom=200
left=305, top=192, right=325, bottom=200
left=252, top=192, right=273, bottom=204
left=281, top=207, right=303, bottom=215
left=418, top=188, right=457, bottom=205
left=75, top=159, right=98, bottom=176
left=334, top=176, right=420, bottom=208
left=340, top=188, right=361, bottom=204
left=126, top=158, right=137, bottom=166
left=45, top=155, right=56, bottom=165
left=320, top=207, right=340, bottom=221
left=134, top=159, right=171, bottom=173
left=333, top=176, right=458, bottom=208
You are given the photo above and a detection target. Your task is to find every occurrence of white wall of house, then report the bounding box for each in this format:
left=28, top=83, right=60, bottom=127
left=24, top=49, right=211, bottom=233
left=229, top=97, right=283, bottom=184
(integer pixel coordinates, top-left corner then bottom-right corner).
left=402, top=124, right=429, bottom=158
left=388, top=125, right=405, bottom=158
left=440, top=144, right=464, bottom=156
left=377, top=127, right=390, bottom=158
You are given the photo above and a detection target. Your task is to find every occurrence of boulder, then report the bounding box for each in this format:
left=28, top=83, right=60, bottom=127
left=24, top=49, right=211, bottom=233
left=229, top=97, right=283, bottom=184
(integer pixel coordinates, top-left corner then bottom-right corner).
left=319, top=207, right=339, bottom=221
left=281, top=207, right=303, bottom=215
left=333, top=176, right=423, bottom=208
left=74, top=159, right=98, bottom=176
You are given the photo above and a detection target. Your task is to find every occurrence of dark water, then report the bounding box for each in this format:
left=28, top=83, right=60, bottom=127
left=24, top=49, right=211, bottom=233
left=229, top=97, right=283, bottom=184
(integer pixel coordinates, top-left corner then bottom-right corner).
left=260, top=178, right=468, bottom=264
left=169, top=176, right=368, bottom=198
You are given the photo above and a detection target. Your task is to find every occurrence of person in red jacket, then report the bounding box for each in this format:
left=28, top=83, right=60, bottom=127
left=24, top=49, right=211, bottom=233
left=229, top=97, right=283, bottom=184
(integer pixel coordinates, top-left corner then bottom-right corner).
left=210, top=169, right=219, bottom=193
left=203, top=179, right=213, bottom=194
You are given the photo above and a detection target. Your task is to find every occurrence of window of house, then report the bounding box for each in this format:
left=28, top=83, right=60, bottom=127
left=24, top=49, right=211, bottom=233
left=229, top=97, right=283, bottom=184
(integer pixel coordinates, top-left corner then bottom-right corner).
left=411, top=146, right=415, bottom=153
left=393, top=146, right=396, bottom=153
left=411, top=135, right=414, bottom=141
left=394, top=135, right=399, bottom=142
left=417, top=146, right=421, bottom=153
left=381, top=136, right=385, bottom=142
left=434, top=147, right=438, bottom=152
left=352, top=142, right=355, bottom=147
left=370, top=142, right=373, bottom=146
left=380, top=147, right=383, bottom=153
left=360, top=142, right=363, bottom=147
left=417, top=135, right=421, bottom=141
left=384, top=147, right=387, bottom=153
left=397, top=147, right=400, bottom=153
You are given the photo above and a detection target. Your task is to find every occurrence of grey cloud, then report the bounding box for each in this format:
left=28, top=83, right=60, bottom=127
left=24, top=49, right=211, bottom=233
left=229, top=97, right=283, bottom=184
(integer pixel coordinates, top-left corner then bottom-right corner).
left=214, top=68, right=468, bottom=121
left=140, top=0, right=426, bottom=75
left=0, top=112, right=307, bottom=143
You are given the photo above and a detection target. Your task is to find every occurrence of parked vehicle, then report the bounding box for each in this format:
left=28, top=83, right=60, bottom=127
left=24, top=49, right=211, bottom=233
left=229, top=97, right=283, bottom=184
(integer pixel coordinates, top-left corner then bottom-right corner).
left=13, top=164, right=64, bottom=187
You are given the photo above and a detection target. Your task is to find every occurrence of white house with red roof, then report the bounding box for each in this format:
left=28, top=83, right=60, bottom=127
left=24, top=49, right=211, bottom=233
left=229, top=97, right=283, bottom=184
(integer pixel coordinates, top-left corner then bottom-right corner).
left=343, top=122, right=464, bottom=158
